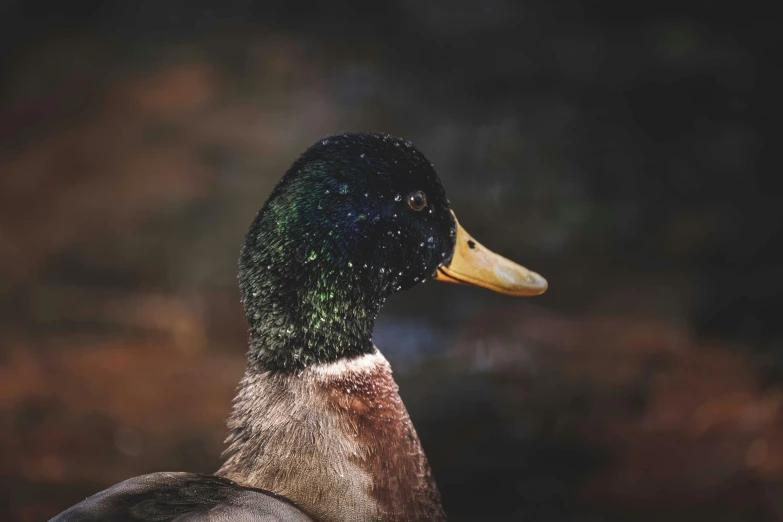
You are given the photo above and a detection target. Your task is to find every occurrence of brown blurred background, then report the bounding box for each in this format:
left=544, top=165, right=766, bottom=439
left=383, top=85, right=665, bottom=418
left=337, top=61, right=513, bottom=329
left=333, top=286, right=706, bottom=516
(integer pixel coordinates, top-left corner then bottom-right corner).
left=0, top=1, right=778, bottom=521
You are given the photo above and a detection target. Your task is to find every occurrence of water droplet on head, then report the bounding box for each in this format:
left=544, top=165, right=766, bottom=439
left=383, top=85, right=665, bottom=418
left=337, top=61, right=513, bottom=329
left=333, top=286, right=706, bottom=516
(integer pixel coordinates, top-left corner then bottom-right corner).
left=360, top=153, right=365, bottom=158
left=325, top=189, right=330, bottom=194
left=427, top=237, right=434, bottom=242
left=394, top=194, right=402, bottom=202
left=322, top=139, right=329, bottom=145
left=339, top=184, right=348, bottom=195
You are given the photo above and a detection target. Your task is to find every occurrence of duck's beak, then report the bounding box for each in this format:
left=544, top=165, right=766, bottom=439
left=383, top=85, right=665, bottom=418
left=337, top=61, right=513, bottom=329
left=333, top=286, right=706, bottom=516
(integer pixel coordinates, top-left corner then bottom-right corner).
left=434, top=211, right=548, bottom=296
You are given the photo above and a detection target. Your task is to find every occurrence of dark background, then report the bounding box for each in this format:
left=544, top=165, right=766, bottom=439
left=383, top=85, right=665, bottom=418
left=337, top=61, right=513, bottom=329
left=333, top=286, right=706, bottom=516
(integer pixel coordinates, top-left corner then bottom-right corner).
left=0, top=1, right=779, bottom=520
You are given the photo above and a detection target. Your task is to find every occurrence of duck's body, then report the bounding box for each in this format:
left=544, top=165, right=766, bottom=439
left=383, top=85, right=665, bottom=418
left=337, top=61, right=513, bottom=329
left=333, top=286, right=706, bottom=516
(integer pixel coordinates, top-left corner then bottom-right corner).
left=53, top=350, right=441, bottom=522
left=51, top=133, right=546, bottom=521
left=51, top=473, right=313, bottom=521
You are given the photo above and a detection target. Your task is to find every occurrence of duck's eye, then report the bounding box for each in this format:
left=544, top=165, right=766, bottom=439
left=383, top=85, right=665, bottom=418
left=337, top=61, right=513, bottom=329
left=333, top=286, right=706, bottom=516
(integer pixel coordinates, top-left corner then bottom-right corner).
left=407, top=191, right=427, bottom=211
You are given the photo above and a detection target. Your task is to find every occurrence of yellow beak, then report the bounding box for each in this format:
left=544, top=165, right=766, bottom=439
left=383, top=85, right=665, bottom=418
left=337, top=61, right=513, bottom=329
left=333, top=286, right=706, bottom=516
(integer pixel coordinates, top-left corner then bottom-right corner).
left=434, top=212, right=547, bottom=296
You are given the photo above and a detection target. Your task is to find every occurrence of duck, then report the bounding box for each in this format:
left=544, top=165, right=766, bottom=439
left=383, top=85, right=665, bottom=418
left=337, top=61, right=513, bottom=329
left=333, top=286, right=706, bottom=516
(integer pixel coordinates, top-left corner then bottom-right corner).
left=51, top=132, right=547, bottom=522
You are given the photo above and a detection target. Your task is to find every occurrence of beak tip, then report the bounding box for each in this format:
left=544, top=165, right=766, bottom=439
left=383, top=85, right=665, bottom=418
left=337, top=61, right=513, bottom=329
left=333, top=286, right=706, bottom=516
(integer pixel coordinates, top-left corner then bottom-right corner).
left=534, top=273, right=548, bottom=290
left=523, top=274, right=548, bottom=296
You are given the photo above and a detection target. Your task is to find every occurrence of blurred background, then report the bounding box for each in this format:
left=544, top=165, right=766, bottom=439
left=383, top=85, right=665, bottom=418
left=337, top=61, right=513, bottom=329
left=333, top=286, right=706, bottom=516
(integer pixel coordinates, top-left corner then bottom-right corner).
left=0, top=1, right=778, bottom=520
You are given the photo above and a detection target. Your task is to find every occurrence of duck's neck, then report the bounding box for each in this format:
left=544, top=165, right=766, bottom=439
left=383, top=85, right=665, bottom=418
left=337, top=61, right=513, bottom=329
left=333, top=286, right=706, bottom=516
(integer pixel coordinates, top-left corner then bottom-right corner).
left=238, top=195, right=394, bottom=372
left=218, top=350, right=447, bottom=522
left=242, top=268, right=383, bottom=371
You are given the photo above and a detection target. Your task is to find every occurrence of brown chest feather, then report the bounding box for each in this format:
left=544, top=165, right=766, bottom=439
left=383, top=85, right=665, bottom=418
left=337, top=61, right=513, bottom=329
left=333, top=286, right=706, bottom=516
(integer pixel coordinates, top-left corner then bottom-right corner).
left=323, top=366, right=444, bottom=521
left=218, top=355, right=446, bottom=522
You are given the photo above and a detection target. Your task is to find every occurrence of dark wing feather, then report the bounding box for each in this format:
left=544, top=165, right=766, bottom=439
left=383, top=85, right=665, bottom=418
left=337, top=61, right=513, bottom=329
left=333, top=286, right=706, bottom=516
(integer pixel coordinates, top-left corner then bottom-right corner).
left=50, top=472, right=314, bottom=522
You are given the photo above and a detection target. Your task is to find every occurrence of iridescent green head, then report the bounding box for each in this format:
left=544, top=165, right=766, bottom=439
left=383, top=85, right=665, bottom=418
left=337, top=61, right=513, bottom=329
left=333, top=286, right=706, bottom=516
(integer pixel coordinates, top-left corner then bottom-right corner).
left=240, top=132, right=548, bottom=371
left=240, top=133, right=457, bottom=370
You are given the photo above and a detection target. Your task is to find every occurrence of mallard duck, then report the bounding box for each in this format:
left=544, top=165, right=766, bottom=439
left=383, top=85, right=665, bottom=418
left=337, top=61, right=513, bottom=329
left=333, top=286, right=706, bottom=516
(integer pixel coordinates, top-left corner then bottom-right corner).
left=52, top=133, right=547, bottom=522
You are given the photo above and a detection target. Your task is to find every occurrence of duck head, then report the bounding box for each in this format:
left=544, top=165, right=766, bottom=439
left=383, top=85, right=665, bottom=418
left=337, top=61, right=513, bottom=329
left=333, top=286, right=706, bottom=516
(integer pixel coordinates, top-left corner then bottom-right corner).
left=239, top=133, right=546, bottom=371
